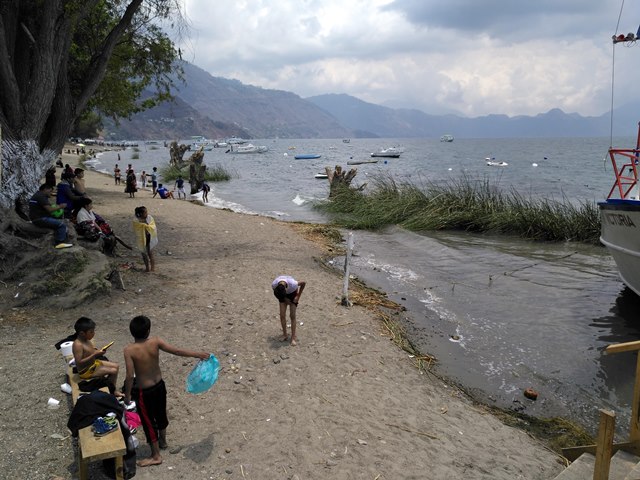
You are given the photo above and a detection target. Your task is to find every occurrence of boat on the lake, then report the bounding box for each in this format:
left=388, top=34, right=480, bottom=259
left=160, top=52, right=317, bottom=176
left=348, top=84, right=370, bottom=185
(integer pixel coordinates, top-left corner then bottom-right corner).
left=440, top=134, right=454, bottom=142
left=347, top=159, right=379, bottom=165
left=314, top=173, right=328, bottom=179
left=371, top=146, right=402, bottom=158
left=294, top=154, right=321, bottom=159
left=190, top=135, right=215, bottom=151
left=228, top=143, right=268, bottom=154
left=486, top=160, right=508, bottom=167
left=599, top=122, right=640, bottom=296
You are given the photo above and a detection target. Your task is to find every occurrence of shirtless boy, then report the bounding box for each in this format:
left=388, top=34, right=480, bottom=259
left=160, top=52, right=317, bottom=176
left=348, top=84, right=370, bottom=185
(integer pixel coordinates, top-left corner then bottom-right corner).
left=123, top=315, right=209, bottom=467
left=72, top=317, right=119, bottom=391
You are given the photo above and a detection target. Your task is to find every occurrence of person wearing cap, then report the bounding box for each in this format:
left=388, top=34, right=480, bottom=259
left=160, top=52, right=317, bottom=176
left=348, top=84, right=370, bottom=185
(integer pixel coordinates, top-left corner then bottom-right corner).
left=271, top=275, right=306, bottom=346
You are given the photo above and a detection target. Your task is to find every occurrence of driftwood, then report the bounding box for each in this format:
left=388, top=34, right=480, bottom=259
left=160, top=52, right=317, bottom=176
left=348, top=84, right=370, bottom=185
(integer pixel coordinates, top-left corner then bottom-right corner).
left=188, top=148, right=207, bottom=193
left=325, top=165, right=365, bottom=197
left=169, top=141, right=190, bottom=168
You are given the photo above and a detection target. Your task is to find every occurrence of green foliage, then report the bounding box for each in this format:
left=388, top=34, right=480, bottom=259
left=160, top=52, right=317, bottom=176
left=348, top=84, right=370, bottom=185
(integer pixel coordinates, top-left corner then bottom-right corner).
left=71, top=111, right=104, bottom=139
left=315, top=174, right=601, bottom=244
left=160, top=164, right=234, bottom=182
left=131, top=152, right=139, bottom=159
left=69, top=1, right=182, bottom=122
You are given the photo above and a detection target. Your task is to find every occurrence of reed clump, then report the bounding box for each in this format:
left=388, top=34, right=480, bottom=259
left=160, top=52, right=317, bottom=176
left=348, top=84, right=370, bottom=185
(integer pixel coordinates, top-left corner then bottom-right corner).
left=314, top=174, right=601, bottom=244
left=160, top=164, right=234, bottom=182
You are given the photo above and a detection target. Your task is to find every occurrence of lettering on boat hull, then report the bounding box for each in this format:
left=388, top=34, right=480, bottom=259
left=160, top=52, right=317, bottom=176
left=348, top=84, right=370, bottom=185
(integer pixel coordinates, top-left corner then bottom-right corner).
left=602, top=212, right=637, bottom=227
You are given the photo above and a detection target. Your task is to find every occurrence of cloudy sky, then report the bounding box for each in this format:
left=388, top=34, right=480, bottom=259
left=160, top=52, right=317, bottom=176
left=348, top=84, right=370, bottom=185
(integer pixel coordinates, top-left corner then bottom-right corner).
left=177, top=0, right=639, bottom=118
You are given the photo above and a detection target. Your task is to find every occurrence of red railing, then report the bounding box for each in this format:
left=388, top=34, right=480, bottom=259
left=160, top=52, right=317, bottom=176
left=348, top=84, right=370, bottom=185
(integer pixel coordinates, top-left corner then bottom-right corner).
left=607, top=122, right=640, bottom=200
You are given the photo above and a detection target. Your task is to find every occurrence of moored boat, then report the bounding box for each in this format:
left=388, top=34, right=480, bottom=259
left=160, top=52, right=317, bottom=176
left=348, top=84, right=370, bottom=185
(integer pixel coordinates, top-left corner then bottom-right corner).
left=314, top=173, right=328, bottom=179
left=294, top=154, right=321, bottom=159
left=228, top=143, right=268, bottom=154
left=440, top=134, right=454, bottom=142
left=347, top=159, right=379, bottom=165
left=599, top=123, right=640, bottom=296
left=371, top=146, right=402, bottom=158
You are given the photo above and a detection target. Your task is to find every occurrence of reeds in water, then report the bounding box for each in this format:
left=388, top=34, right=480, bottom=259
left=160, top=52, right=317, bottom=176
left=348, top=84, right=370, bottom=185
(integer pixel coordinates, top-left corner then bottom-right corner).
left=160, top=164, right=234, bottom=182
left=314, top=174, right=601, bottom=244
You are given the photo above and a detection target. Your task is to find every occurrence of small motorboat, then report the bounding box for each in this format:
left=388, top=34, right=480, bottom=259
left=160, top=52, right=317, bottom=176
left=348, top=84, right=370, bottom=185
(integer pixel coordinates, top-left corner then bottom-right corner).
left=486, top=158, right=508, bottom=167
left=347, top=159, right=379, bottom=165
left=371, top=146, right=402, bottom=158
left=440, top=134, right=454, bottom=142
left=295, top=154, right=321, bottom=159
left=228, top=143, right=268, bottom=154
left=314, top=173, right=328, bottom=179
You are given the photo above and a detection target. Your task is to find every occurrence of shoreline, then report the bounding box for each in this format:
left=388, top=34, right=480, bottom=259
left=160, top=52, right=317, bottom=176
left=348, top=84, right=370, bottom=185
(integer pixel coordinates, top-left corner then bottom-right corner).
left=0, top=151, right=565, bottom=479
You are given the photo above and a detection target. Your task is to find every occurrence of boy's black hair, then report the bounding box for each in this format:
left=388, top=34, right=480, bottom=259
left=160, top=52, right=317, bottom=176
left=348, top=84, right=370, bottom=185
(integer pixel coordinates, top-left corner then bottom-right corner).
left=74, top=316, right=96, bottom=333
left=39, top=183, right=52, bottom=191
left=130, top=315, right=151, bottom=339
left=274, top=283, right=287, bottom=301
left=134, top=206, right=146, bottom=218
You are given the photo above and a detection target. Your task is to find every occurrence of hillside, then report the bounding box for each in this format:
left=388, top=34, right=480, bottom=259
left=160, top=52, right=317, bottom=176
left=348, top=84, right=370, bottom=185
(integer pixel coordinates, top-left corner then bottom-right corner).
left=102, top=61, right=640, bottom=140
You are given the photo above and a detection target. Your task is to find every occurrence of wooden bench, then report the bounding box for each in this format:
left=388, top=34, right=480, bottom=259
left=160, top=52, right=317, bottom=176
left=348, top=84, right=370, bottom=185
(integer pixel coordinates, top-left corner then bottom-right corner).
left=66, top=360, right=126, bottom=480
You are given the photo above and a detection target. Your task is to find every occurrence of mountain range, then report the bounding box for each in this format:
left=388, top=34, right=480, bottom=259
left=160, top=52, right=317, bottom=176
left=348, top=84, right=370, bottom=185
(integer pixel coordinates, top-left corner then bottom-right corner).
left=103, top=61, right=640, bottom=140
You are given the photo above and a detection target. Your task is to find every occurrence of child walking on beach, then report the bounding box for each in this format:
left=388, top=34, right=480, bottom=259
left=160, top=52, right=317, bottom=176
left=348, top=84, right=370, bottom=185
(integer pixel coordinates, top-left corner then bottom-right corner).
left=123, top=315, right=209, bottom=467
left=132, top=206, right=158, bottom=272
left=271, top=275, right=306, bottom=346
left=72, top=317, right=120, bottom=392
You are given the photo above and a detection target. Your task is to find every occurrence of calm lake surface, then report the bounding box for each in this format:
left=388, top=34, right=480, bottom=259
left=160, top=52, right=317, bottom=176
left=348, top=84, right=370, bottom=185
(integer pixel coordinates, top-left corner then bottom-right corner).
left=90, top=136, right=640, bottom=434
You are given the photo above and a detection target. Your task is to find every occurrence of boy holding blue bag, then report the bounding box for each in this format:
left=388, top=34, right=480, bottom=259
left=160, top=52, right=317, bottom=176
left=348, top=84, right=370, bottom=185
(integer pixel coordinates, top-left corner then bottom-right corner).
left=123, top=315, right=209, bottom=467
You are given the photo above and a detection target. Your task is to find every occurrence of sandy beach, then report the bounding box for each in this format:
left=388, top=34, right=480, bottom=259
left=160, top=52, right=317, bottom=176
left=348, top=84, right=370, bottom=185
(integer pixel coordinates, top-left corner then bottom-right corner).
left=0, top=155, right=565, bottom=479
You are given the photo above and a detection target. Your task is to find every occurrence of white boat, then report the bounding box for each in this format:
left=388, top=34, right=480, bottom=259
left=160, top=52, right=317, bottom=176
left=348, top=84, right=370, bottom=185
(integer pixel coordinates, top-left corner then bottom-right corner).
left=599, top=123, right=640, bottom=296
left=226, top=136, right=247, bottom=145
left=371, top=146, right=402, bottom=158
left=343, top=138, right=351, bottom=143
left=440, top=134, right=454, bottom=142
left=314, top=173, right=328, bottom=179
left=190, top=135, right=215, bottom=151
left=228, top=143, right=268, bottom=154
left=486, top=160, right=508, bottom=167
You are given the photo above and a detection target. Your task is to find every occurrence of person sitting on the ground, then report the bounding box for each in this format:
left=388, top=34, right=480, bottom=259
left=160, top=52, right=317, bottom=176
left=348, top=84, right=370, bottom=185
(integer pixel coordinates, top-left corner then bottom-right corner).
left=153, top=184, right=174, bottom=199
left=73, top=197, right=131, bottom=254
left=28, top=184, right=72, bottom=249
left=56, top=172, right=83, bottom=219
left=72, top=316, right=120, bottom=394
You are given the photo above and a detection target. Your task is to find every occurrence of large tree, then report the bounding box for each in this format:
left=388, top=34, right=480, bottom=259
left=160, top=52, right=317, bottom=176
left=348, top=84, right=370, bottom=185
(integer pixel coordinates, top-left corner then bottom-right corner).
left=0, top=0, right=182, bottom=209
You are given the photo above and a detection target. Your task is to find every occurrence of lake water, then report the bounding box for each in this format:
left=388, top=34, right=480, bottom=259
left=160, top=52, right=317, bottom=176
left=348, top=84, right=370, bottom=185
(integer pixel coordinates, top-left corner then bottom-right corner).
left=88, top=136, right=640, bottom=435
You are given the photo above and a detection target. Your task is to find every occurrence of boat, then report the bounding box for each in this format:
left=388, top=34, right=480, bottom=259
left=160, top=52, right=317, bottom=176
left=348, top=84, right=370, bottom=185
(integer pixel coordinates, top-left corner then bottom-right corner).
left=190, top=135, right=215, bottom=151
left=228, top=143, right=268, bottom=154
left=440, top=134, right=454, bottom=142
left=347, top=159, right=379, bottom=165
left=371, top=147, right=402, bottom=158
left=294, top=154, right=321, bottom=159
left=599, top=122, right=640, bottom=296
left=598, top=21, right=640, bottom=296
left=486, top=161, right=508, bottom=167
left=226, top=136, right=247, bottom=145
left=314, top=173, right=328, bottom=179
left=343, top=139, right=351, bottom=143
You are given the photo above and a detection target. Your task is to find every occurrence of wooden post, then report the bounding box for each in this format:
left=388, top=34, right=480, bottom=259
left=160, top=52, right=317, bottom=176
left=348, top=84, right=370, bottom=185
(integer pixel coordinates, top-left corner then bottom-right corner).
left=632, top=352, right=640, bottom=443
left=593, top=409, right=615, bottom=480
left=341, top=232, right=353, bottom=306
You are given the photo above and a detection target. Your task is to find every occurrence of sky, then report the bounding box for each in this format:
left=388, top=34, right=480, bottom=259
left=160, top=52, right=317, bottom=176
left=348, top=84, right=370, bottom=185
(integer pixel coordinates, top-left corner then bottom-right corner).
left=176, top=0, right=640, bottom=118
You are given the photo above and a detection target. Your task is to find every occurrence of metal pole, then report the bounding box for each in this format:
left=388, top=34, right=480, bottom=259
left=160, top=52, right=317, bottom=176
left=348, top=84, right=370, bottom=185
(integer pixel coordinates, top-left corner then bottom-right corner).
left=341, top=232, right=353, bottom=306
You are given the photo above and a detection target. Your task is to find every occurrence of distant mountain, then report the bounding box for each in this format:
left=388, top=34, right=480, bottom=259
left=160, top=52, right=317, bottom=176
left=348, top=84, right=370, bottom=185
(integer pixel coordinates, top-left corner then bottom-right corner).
left=306, top=93, right=635, bottom=138
left=103, top=61, right=640, bottom=140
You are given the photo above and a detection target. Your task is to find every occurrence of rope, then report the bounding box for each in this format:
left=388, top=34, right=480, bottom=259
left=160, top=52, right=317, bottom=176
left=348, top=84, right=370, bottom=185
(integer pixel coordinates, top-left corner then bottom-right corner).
left=609, top=0, right=625, bottom=146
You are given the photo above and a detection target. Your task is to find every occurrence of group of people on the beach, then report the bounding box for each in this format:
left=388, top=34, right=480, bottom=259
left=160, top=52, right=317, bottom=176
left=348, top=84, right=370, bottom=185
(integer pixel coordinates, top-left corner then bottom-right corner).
left=38, top=148, right=308, bottom=470
left=70, top=315, right=209, bottom=467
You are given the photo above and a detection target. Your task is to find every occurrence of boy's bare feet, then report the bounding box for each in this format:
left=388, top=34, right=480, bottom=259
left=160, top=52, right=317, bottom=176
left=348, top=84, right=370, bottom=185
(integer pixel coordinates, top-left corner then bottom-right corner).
left=290, top=338, right=297, bottom=346
left=138, top=456, right=162, bottom=467
left=280, top=334, right=288, bottom=342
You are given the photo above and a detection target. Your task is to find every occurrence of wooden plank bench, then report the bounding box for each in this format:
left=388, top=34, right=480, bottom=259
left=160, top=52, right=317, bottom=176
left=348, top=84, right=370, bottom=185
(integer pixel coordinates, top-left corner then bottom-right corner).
left=66, top=359, right=126, bottom=480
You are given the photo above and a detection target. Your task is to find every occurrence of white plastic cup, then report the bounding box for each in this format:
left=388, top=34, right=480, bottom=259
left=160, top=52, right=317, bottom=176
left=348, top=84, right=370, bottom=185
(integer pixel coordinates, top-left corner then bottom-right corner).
left=47, top=398, right=60, bottom=409
left=60, top=383, right=72, bottom=395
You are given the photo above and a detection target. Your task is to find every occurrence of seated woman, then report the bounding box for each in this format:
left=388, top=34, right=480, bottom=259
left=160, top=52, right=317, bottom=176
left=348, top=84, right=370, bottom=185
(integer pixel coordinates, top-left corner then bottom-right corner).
left=73, top=198, right=131, bottom=254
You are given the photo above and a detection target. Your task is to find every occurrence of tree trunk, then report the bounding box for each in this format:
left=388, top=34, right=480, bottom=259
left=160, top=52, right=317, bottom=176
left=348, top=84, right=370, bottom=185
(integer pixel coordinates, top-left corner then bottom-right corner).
left=325, top=165, right=359, bottom=197
left=188, top=149, right=207, bottom=194
left=169, top=141, right=190, bottom=168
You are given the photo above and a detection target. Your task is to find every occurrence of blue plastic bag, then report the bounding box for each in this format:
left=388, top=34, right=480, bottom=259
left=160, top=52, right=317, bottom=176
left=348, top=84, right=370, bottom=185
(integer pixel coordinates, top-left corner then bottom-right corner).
left=186, top=354, right=219, bottom=394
